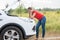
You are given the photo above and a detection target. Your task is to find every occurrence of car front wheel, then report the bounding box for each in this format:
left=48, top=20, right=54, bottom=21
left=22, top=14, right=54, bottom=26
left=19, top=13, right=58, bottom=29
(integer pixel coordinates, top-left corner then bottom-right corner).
left=1, top=26, right=24, bottom=40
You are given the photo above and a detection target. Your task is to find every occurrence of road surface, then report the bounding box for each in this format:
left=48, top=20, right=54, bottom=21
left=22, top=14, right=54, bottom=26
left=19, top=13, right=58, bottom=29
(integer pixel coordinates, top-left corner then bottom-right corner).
left=27, top=32, right=60, bottom=40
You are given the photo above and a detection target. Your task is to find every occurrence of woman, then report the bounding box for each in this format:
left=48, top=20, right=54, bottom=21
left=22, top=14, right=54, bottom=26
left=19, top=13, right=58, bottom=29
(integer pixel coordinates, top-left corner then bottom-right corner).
left=28, top=7, right=46, bottom=40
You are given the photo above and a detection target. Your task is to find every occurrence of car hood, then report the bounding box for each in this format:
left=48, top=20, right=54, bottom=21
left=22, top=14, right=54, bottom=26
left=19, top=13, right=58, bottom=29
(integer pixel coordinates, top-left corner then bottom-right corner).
left=19, top=17, right=35, bottom=23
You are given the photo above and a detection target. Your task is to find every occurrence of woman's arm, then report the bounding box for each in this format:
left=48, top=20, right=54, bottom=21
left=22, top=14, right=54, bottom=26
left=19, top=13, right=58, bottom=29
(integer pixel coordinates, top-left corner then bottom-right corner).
left=29, top=12, right=36, bottom=19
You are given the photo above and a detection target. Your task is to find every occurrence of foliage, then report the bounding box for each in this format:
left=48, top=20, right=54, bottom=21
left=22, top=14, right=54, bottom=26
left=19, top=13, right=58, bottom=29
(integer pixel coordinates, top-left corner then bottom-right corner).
left=37, top=8, right=60, bottom=11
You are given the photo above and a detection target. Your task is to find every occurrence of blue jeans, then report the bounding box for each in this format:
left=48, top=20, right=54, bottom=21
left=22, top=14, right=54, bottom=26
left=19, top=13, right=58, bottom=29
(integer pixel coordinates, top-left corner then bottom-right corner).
left=36, top=16, right=46, bottom=38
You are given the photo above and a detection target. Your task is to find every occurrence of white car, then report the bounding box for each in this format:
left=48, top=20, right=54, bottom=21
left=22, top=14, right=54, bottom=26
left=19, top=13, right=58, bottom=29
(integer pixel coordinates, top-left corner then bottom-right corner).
left=0, top=10, right=36, bottom=40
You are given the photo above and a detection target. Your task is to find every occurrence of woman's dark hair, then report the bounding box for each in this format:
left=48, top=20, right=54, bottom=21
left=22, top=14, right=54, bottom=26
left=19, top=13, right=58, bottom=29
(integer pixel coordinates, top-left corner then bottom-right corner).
left=28, top=7, right=32, bottom=10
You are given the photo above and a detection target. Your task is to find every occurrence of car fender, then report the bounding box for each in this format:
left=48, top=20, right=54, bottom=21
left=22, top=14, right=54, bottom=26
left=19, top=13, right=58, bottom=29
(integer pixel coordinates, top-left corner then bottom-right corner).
left=0, top=23, right=26, bottom=38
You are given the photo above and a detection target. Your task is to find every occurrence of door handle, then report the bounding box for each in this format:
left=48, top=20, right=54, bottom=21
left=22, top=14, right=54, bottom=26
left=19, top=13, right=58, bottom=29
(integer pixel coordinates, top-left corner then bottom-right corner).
left=0, top=19, right=3, bottom=21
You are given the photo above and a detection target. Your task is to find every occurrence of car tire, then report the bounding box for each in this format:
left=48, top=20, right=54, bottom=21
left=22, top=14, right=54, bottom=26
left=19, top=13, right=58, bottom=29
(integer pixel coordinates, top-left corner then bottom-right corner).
left=1, top=26, right=24, bottom=40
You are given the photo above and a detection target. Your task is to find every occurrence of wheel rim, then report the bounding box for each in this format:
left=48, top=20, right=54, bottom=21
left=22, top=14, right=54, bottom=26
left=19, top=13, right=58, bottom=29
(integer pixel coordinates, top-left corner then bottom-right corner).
left=3, top=30, right=19, bottom=40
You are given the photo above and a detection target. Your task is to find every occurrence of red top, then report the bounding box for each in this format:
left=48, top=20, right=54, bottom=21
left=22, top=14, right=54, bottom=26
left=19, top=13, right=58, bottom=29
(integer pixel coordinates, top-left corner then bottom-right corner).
left=32, top=10, right=44, bottom=20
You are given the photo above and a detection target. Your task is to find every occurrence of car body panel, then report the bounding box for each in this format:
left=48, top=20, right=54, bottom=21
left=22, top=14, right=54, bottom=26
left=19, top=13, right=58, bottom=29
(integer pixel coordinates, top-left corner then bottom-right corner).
left=0, top=10, right=36, bottom=36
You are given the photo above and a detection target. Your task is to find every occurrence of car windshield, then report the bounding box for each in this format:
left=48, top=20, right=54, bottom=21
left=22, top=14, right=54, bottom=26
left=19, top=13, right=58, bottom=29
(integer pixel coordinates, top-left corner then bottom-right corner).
left=7, top=13, right=18, bottom=17
left=4, top=11, right=18, bottom=17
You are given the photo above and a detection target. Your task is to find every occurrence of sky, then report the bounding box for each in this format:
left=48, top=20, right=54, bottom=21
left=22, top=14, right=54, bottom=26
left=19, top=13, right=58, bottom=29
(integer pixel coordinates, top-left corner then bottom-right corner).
left=0, top=0, right=60, bottom=9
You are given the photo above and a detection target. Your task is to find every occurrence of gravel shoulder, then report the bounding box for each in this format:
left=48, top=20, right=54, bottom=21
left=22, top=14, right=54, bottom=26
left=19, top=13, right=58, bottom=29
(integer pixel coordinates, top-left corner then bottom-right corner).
left=27, top=32, right=60, bottom=40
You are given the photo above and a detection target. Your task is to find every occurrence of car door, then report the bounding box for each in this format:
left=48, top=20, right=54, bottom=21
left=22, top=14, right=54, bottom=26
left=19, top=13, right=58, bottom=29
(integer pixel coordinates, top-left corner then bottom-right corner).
left=0, top=12, right=4, bottom=27
left=0, top=11, right=7, bottom=28
left=0, top=13, right=2, bottom=21
left=0, top=13, right=3, bottom=27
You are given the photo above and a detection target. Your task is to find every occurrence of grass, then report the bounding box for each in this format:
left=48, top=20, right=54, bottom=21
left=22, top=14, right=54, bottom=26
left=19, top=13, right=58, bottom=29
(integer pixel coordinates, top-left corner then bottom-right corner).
left=44, top=11, right=60, bottom=32
left=11, top=11, right=60, bottom=33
